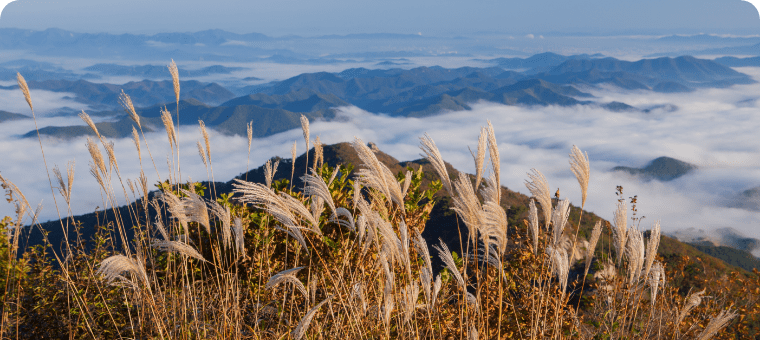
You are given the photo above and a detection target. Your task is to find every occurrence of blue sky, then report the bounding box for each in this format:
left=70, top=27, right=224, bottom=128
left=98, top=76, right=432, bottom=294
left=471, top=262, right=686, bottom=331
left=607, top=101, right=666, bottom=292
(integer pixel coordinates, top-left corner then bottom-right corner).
left=1, top=0, right=759, bottom=35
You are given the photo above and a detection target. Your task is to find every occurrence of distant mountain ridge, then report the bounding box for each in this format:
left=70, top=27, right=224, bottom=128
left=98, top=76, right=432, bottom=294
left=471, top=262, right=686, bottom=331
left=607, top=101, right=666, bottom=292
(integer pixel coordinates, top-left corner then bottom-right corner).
left=0, top=110, right=29, bottom=123
left=0, top=79, right=235, bottom=110
left=83, top=64, right=246, bottom=78
left=613, top=156, right=697, bottom=181
left=17, top=55, right=755, bottom=140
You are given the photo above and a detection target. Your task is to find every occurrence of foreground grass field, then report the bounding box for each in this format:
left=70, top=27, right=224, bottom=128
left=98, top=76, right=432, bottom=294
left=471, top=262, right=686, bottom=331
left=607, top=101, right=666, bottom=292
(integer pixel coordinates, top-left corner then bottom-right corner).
left=0, top=68, right=757, bottom=339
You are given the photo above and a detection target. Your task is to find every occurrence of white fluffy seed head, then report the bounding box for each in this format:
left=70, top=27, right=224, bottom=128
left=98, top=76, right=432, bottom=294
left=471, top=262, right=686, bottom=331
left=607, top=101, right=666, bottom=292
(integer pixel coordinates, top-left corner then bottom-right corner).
left=16, top=73, right=33, bottom=111
left=525, top=168, right=552, bottom=230
left=569, top=145, right=590, bottom=208
left=79, top=110, right=101, bottom=140
left=528, top=199, right=540, bottom=255
left=643, top=220, right=661, bottom=280
left=419, top=133, right=453, bottom=196
left=247, top=121, right=253, bottom=152
left=584, top=220, right=603, bottom=277
left=551, top=199, right=571, bottom=246
left=119, top=90, right=140, bottom=128
left=168, top=59, right=180, bottom=103
left=160, top=107, right=176, bottom=148
left=612, top=200, right=628, bottom=263
left=132, top=126, right=142, bottom=163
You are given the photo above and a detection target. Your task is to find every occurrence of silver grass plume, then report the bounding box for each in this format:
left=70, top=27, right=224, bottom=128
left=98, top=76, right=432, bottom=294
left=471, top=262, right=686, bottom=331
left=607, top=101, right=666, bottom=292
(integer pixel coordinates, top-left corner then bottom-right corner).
left=369, top=206, right=404, bottom=266
left=648, top=261, right=664, bottom=306
left=468, top=325, right=479, bottom=340
left=402, top=169, right=412, bottom=197
left=302, top=169, right=336, bottom=218
left=53, top=161, right=75, bottom=205
left=625, top=228, right=645, bottom=285
left=292, top=296, right=332, bottom=340
left=351, top=283, right=367, bottom=314
left=451, top=171, right=483, bottom=242
left=89, top=162, right=105, bottom=192
left=328, top=164, right=341, bottom=186
left=0, top=174, right=32, bottom=220
left=160, top=107, right=176, bottom=148
left=413, top=231, right=434, bottom=307
left=132, top=127, right=142, bottom=163
left=313, top=135, right=323, bottom=170
left=548, top=246, right=570, bottom=295
left=152, top=239, right=206, bottom=262
left=179, top=188, right=210, bottom=233
left=486, top=120, right=501, bottom=202
left=480, top=172, right=500, bottom=209
left=584, top=220, right=603, bottom=277
left=434, top=239, right=464, bottom=289
left=168, top=59, right=180, bottom=104
left=381, top=276, right=394, bottom=326
left=154, top=218, right=170, bottom=242
left=79, top=110, right=101, bottom=140
left=300, top=115, right=310, bottom=172
left=158, top=190, right=189, bottom=231
left=676, top=289, right=707, bottom=326
left=551, top=199, right=571, bottom=246
left=528, top=199, right=540, bottom=255
left=97, top=255, right=150, bottom=290
left=86, top=137, right=107, bottom=176
left=199, top=120, right=211, bottom=163
left=291, top=141, right=297, bottom=184
left=266, top=267, right=308, bottom=300
left=481, top=200, right=508, bottom=254
left=401, top=283, right=419, bottom=323
left=351, top=137, right=405, bottom=212
left=612, top=200, right=628, bottom=263
left=432, top=275, right=442, bottom=308
left=104, top=140, right=119, bottom=174
left=525, top=168, right=552, bottom=230
left=16, top=73, right=32, bottom=111
left=309, top=278, right=317, bottom=306
left=465, top=291, right=479, bottom=309
left=233, top=179, right=321, bottom=242
left=569, top=145, right=590, bottom=208
left=139, top=171, right=149, bottom=211
left=643, top=220, right=661, bottom=280
left=247, top=121, right=253, bottom=153
left=264, top=158, right=280, bottom=188
left=118, top=90, right=140, bottom=128
left=399, top=220, right=412, bottom=277
left=471, top=127, right=487, bottom=191
left=353, top=179, right=362, bottom=210
left=330, top=207, right=356, bottom=233
left=420, top=133, right=453, bottom=195
left=232, top=217, right=245, bottom=255
left=197, top=141, right=207, bottom=167
left=209, top=199, right=231, bottom=248
left=696, top=309, right=738, bottom=340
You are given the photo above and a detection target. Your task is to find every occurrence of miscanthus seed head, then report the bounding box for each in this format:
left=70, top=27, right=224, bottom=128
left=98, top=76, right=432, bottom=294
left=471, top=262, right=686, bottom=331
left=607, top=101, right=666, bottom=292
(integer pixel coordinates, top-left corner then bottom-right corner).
left=119, top=90, right=140, bottom=128
left=525, top=169, right=552, bottom=230
left=16, top=73, right=32, bottom=111
left=569, top=145, right=590, bottom=208
left=168, top=59, right=180, bottom=103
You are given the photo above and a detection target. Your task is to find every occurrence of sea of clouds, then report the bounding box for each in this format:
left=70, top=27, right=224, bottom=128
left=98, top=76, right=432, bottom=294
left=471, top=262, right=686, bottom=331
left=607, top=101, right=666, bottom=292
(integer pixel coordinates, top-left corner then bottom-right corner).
left=3, top=67, right=760, bottom=240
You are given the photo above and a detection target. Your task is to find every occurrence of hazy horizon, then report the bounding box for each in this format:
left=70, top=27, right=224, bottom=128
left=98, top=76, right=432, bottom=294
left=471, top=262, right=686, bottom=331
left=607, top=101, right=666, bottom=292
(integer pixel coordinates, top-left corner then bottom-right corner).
left=1, top=0, right=760, bottom=36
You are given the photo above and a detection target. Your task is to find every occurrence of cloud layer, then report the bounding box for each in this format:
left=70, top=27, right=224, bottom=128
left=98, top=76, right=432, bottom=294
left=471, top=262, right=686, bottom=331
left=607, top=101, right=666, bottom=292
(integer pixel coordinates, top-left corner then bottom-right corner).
left=3, top=68, right=760, bottom=239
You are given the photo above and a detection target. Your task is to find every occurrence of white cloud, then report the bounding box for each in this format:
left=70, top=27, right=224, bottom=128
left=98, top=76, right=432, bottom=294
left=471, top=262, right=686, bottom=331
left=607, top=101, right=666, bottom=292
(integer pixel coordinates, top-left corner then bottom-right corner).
left=0, top=89, right=87, bottom=116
